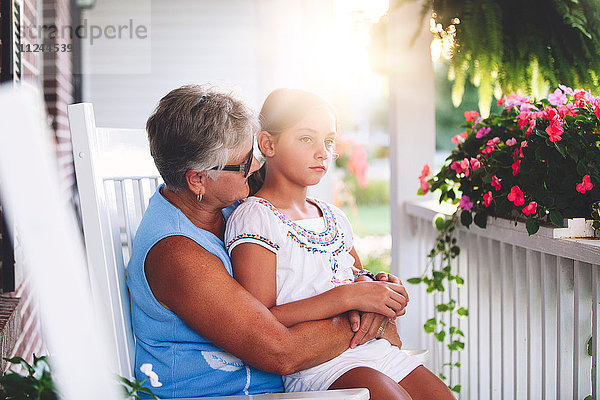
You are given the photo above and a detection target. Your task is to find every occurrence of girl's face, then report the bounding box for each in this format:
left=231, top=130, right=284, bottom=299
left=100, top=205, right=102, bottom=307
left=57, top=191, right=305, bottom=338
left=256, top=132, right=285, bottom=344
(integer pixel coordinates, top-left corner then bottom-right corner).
left=270, top=108, right=336, bottom=187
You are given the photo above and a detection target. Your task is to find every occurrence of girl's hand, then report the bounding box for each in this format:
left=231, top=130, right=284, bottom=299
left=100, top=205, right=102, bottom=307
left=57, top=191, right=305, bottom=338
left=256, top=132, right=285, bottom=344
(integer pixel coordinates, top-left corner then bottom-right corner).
left=349, top=312, right=389, bottom=348
left=346, top=281, right=408, bottom=318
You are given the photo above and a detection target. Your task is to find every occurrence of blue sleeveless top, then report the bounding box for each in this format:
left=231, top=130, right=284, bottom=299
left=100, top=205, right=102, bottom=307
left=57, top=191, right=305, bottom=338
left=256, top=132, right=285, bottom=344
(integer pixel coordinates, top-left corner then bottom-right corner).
left=127, top=185, right=283, bottom=398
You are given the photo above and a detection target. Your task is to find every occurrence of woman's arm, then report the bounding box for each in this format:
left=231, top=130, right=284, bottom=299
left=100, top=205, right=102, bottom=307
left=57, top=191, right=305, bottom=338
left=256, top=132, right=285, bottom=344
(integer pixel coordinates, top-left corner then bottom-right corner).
left=230, top=242, right=408, bottom=328
left=144, top=235, right=355, bottom=375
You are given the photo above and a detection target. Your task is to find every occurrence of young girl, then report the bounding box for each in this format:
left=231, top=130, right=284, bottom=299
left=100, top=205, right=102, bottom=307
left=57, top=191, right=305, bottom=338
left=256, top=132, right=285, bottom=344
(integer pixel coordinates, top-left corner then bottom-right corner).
left=224, top=89, right=454, bottom=400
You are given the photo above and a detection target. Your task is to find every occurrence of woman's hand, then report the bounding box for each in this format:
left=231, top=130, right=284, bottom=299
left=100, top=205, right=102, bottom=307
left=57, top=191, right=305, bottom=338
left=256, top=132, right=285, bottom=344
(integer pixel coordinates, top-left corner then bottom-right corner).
left=348, top=311, right=389, bottom=348
left=381, top=318, right=402, bottom=348
left=345, top=281, right=408, bottom=318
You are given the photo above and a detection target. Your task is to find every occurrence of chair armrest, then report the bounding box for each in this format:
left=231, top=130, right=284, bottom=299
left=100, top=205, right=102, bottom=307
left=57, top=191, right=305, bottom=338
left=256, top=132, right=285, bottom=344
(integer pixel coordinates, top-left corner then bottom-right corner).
left=162, top=388, right=369, bottom=400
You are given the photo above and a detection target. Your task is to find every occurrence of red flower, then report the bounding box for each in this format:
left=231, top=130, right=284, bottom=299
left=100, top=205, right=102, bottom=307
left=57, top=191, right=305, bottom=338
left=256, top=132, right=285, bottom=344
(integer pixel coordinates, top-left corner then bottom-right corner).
left=522, top=201, right=538, bottom=216
left=508, top=185, right=525, bottom=206
left=491, top=176, right=501, bottom=191
left=483, top=191, right=493, bottom=207
left=594, top=98, right=600, bottom=119
left=512, top=159, right=521, bottom=175
left=497, top=95, right=507, bottom=106
left=470, top=157, right=481, bottom=171
left=545, top=116, right=564, bottom=142
left=464, top=111, right=480, bottom=121
left=525, top=119, right=536, bottom=135
left=576, top=175, right=593, bottom=194
left=574, top=90, right=590, bottom=108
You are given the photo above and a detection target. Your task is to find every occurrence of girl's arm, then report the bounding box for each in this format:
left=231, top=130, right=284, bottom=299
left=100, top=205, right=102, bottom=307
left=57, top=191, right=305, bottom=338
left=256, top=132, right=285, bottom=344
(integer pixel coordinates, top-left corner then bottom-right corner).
left=231, top=242, right=408, bottom=328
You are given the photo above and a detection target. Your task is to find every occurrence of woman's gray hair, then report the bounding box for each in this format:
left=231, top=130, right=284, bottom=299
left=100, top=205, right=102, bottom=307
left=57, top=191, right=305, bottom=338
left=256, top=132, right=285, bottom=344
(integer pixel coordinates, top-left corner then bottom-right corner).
left=146, top=85, right=258, bottom=191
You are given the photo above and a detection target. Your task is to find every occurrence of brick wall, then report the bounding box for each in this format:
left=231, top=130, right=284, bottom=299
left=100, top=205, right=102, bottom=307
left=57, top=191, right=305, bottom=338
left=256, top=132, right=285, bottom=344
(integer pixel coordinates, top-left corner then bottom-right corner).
left=43, top=0, right=74, bottom=197
left=0, top=0, right=75, bottom=369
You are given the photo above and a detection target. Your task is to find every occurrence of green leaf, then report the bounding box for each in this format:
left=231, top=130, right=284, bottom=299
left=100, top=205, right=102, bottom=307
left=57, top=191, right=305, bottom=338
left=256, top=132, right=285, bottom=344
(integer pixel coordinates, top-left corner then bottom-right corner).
left=407, top=277, right=422, bottom=285
left=436, top=303, right=450, bottom=312
left=457, top=307, right=469, bottom=316
left=548, top=210, right=564, bottom=227
left=424, top=318, right=437, bottom=334
left=435, top=216, right=446, bottom=231
left=455, top=276, right=465, bottom=285
left=434, top=330, right=446, bottom=342
left=451, top=384, right=462, bottom=393
left=588, top=336, right=593, bottom=357
left=526, top=217, right=540, bottom=236
left=474, top=212, right=488, bottom=228
left=460, top=210, right=473, bottom=227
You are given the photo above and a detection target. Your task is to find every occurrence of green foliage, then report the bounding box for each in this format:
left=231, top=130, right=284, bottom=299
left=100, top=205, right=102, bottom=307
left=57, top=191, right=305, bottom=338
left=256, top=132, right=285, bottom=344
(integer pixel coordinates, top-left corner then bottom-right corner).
left=119, top=377, right=159, bottom=400
left=0, top=355, right=158, bottom=400
left=347, top=179, right=390, bottom=206
left=401, top=0, right=600, bottom=115
left=423, top=87, right=600, bottom=235
left=0, top=356, right=57, bottom=400
left=408, top=215, right=467, bottom=390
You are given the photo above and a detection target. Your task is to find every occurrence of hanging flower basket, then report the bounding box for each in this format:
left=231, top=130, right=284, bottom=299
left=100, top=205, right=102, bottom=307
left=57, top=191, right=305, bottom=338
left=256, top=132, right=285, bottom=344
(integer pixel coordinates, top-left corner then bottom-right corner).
left=419, top=85, right=600, bottom=237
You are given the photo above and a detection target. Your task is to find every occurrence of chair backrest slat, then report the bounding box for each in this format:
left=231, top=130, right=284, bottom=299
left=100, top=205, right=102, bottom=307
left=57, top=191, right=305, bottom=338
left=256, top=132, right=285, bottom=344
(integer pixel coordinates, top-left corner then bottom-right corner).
left=68, top=103, right=162, bottom=379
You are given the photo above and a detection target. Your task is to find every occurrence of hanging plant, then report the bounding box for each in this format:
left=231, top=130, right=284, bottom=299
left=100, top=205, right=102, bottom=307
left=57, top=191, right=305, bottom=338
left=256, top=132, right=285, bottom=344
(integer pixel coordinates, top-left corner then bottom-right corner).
left=395, top=0, right=600, bottom=116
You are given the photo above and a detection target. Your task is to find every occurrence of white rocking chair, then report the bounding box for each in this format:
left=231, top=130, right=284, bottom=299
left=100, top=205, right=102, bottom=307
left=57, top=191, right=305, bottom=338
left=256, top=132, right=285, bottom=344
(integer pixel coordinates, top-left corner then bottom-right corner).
left=67, top=102, right=370, bottom=400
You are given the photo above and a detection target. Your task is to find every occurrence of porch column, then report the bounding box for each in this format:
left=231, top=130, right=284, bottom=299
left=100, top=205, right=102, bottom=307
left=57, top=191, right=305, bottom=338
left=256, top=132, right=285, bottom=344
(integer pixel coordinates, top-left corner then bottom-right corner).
left=388, top=2, right=436, bottom=349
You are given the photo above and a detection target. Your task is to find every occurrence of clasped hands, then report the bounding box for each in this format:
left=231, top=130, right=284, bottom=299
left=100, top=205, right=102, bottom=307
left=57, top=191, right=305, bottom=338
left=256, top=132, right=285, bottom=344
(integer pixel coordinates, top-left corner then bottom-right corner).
left=348, top=272, right=407, bottom=349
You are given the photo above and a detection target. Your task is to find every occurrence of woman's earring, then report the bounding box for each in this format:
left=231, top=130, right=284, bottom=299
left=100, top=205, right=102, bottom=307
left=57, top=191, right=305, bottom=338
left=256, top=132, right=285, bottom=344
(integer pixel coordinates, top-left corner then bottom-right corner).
left=197, top=193, right=203, bottom=202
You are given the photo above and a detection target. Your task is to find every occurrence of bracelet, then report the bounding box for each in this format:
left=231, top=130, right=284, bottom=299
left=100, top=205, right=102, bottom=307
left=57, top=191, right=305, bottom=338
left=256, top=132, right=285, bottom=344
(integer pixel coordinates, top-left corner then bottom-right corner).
left=354, top=269, right=377, bottom=281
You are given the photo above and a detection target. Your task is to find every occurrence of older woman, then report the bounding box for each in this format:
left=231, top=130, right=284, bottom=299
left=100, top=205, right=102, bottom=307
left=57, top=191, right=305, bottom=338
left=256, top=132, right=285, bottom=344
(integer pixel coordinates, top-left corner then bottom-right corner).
left=127, top=85, right=408, bottom=398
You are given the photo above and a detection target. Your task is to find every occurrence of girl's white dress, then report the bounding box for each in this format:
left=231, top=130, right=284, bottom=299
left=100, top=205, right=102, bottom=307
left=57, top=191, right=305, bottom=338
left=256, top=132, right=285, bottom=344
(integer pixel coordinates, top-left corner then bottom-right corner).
left=225, top=196, right=421, bottom=392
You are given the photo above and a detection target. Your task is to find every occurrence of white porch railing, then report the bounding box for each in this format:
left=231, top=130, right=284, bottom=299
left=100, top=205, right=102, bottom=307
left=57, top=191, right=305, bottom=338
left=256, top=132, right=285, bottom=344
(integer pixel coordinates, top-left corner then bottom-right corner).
left=406, top=201, right=600, bottom=400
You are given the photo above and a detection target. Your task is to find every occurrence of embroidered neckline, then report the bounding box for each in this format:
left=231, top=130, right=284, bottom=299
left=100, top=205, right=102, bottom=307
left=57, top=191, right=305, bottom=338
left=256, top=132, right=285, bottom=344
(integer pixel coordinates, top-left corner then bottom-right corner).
left=249, top=196, right=341, bottom=247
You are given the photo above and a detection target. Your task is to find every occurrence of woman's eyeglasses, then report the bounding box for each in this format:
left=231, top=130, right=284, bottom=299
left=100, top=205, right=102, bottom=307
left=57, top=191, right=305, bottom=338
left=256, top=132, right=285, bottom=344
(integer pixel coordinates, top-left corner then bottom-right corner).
left=209, top=149, right=254, bottom=178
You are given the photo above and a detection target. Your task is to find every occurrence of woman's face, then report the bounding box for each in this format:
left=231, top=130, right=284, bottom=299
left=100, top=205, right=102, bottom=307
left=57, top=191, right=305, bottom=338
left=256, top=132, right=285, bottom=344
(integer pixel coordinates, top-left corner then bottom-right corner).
left=270, top=108, right=336, bottom=187
left=204, top=142, right=261, bottom=207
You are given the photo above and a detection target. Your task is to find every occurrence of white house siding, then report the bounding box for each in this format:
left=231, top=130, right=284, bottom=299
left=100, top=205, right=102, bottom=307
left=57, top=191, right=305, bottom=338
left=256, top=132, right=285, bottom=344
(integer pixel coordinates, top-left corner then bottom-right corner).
left=81, top=0, right=336, bottom=201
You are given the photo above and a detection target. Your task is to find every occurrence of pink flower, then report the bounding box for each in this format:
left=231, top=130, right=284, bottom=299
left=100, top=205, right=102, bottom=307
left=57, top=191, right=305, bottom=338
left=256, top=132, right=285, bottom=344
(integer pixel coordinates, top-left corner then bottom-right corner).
left=451, top=131, right=468, bottom=145
left=508, top=185, right=525, bottom=206
left=512, top=158, right=521, bottom=175
left=451, top=158, right=470, bottom=176
left=459, top=195, right=473, bottom=210
left=418, top=164, right=431, bottom=194
left=470, top=157, right=481, bottom=171
left=559, top=84, right=574, bottom=95
left=491, top=176, right=501, bottom=191
left=548, top=88, right=567, bottom=106
left=506, top=138, right=517, bottom=146
left=464, top=111, right=480, bottom=121
left=522, top=201, right=538, bottom=216
left=419, top=164, right=431, bottom=179
left=420, top=179, right=429, bottom=194
left=451, top=161, right=463, bottom=174
left=594, top=98, right=600, bottom=119
left=503, top=93, right=531, bottom=110
left=558, top=103, right=578, bottom=118
left=576, top=175, right=593, bottom=194
left=483, top=191, right=492, bottom=207
left=461, top=158, right=471, bottom=177
left=475, top=127, right=491, bottom=138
